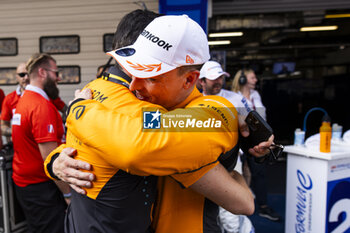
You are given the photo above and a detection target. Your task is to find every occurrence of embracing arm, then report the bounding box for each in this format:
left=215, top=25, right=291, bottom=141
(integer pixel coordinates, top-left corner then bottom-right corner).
left=65, top=95, right=239, bottom=176
left=44, top=145, right=93, bottom=195
left=39, top=142, right=71, bottom=198
left=190, top=163, right=254, bottom=215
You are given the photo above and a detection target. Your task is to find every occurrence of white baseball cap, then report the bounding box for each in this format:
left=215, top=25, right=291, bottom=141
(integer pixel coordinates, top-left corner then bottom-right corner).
left=107, top=15, right=210, bottom=78
left=199, top=61, right=230, bottom=80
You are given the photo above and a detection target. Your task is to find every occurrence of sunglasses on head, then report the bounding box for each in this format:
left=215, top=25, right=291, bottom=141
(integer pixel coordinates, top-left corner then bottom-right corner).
left=17, top=72, right=28, bottom=78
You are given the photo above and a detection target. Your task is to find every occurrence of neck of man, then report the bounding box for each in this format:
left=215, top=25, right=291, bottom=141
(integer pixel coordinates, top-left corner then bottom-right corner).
left=204, top=89, right=218, bottom=96
left=168, top=86, right=197, bottom=110
left=29, top=78, right=44, bottom=90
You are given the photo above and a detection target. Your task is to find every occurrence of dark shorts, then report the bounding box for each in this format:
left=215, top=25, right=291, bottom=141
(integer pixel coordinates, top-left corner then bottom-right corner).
left=14, top=180, right=67, bottom=233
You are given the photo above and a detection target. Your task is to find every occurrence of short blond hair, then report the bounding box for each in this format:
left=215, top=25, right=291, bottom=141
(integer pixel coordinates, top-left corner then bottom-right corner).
left=26, top=53, right=55, bottom=75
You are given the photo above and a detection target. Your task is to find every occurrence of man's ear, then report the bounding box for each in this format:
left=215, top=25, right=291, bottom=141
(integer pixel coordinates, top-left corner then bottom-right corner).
left=37, top=67, right=47, bottom=79
left=183, top=70, right=200, bottom=89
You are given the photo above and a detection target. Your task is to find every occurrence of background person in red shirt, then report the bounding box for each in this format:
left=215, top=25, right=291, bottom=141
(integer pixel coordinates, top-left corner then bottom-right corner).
left=0, top=88, right=4, bottom=112
left=1, top=63, right=29, bottom=144
left=11, top=53, right=70, bottom=233
left=0, top=87, right=4, bottom=148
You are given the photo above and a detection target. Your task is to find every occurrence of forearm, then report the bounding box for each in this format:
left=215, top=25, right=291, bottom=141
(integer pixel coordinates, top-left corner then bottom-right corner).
left=231, top=170, right=250, bottom=190
left=54, top=180, right=71, bottom=194
left=1, top=121, right=11, bottom=136
left=54, top=178, right=72, bottom=205
left=190, top=163, right=254, bottom=215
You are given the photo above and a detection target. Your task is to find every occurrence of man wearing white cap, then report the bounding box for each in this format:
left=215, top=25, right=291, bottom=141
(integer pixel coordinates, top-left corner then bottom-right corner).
left=45, top=14, right=273, bottom=233
left=199, top=60, right=240, bottom=102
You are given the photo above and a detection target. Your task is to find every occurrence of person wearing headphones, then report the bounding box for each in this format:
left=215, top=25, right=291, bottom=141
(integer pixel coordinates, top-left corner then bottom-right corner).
left=231, top=69, right=266, bottom=119
left=231, top=68, right=281, bottom=222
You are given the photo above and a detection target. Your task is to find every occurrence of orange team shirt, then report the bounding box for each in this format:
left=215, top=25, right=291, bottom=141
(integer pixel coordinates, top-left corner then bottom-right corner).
left=12, top=85, right=64, bottom=187
left=65, top=91, right=239, bottom=233
left=44, top=72, right=238, bottom=233
left=45, top=75, right=238, bottom=193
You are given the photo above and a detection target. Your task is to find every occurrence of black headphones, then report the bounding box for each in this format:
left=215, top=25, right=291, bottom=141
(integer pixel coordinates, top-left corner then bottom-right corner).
left=238, top=69, right=247, bottom=85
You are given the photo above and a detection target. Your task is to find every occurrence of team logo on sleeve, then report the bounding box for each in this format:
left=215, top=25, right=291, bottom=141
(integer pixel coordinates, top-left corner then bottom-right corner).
left=72, top=105, right=86, bottom=120
left=143, top=110, right=161, bottom=129
left=47, top=124, right=54, bottom=133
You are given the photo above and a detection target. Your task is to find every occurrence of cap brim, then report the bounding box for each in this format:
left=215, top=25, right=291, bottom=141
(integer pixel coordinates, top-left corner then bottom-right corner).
left=223, top=72, right=230, bottom=77
left=204, top=71, right=230, bottom=80
left=107, top=47, right=177, bottom=78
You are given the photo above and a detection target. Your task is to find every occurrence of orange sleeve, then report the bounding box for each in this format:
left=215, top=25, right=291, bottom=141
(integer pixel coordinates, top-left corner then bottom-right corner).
left=44, top=144, right=67, bottom=180
left=171, top=161, right=219, bottom=188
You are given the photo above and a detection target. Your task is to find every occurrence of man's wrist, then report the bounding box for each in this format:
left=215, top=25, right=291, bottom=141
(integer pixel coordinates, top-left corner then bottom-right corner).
left=63, top=192, right=72, bottom=198
left=3, top=127, right=12, bottom=136
left=47, top=153, right=61, bottom=180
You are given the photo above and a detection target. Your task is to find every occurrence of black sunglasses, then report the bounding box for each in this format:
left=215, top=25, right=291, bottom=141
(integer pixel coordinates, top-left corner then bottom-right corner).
left=17, top=72, right=28, bottom=78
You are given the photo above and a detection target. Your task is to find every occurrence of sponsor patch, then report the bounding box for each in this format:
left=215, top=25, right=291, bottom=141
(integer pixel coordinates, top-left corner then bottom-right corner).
left=126, top=61, right=162, bottom=72
left=186, top=55, right=194, bottom=64
left=140, top=30, right=173, bottom=51
left=12, top=113, right=21, bottom=126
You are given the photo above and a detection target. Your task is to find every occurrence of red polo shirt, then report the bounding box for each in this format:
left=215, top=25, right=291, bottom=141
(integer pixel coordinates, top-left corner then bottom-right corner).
left=1, top=88, right=21, bottom=121
left=12, top=85, right=64, bottom=187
